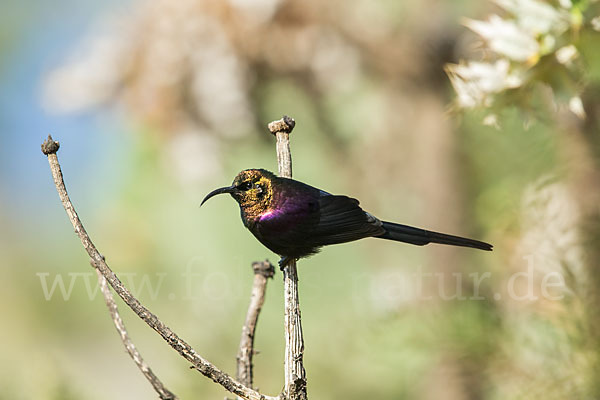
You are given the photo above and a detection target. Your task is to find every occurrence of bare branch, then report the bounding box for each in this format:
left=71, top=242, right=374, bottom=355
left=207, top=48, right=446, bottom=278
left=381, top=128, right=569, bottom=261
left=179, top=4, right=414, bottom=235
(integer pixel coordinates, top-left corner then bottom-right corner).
left=95, top=268, right=178, bottom=400
left=41, top=135, right=278, bottom=400
left=268, top=116, right=296, bottom=180
left=268, top=117, right=308, bottom=400
left=237, top=261, right=275, bottom=399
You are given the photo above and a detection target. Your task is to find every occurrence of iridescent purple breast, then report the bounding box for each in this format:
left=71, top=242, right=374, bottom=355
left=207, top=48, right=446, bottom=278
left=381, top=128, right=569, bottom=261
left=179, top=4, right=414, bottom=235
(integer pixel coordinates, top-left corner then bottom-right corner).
left=258, top=209, right=279, bottom=221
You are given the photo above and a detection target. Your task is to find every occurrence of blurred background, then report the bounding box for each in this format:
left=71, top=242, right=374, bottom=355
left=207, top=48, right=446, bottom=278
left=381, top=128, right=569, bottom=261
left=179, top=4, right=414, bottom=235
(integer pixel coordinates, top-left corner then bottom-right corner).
left=2, top=0, right=600, bottom=398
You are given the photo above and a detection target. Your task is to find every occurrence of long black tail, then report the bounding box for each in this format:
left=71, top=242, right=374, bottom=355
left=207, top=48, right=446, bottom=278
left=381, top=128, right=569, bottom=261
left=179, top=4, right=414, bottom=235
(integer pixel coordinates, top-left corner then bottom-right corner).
left=378, top=221, right=492, bottom=251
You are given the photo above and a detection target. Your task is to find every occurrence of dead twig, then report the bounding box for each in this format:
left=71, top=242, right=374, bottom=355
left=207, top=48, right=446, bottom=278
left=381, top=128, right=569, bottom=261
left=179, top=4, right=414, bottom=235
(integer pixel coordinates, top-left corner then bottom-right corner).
left=236, top=261, right=275, bottom=399
left=41, top=135, right=278, bottom=400
left=268, top=116, right=308, bottom=400
left=95, top=268, right=177, bottom=399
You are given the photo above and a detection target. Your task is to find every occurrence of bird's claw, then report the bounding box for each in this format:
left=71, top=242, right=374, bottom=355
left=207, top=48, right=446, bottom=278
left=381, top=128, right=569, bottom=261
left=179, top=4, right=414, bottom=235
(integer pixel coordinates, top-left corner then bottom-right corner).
left=278, top=256, right=293, bottom=271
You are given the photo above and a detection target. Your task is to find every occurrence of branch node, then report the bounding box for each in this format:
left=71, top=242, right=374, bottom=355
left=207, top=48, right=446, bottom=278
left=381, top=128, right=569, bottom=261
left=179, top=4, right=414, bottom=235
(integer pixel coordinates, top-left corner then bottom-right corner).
left=252, top=260, right=275, bottom=279
left=268, top=116, right=296, bottom=135
left=41, top=134, right=60, bottom=155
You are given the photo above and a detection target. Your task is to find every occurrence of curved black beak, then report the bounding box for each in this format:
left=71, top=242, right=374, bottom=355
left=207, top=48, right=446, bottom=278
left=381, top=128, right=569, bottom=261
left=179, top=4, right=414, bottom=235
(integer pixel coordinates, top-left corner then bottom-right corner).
left=200, top=185, right=236, bottom=206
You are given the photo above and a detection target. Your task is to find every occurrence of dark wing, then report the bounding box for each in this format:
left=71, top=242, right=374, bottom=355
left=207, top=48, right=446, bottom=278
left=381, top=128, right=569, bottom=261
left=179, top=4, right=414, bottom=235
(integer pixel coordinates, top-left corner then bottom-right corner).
left=253, top=179, right=384, bottom=257
left=305, top=195, right=385, bottom=246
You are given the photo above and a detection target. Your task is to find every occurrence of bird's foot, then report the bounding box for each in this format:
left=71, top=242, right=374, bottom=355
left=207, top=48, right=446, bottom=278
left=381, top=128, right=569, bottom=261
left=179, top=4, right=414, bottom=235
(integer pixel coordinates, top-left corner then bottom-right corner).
left=278, top=256, right=294, bottom=271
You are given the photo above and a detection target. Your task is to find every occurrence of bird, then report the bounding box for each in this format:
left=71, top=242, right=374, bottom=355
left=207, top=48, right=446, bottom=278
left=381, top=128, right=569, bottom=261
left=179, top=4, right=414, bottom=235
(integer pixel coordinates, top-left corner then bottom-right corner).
left=201, top=169, right=492, bottom=268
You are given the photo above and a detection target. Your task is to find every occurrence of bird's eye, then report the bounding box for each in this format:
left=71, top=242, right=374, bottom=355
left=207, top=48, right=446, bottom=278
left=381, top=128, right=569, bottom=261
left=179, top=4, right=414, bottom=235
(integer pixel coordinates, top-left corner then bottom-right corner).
left=239, top=181, right=252, bottom=191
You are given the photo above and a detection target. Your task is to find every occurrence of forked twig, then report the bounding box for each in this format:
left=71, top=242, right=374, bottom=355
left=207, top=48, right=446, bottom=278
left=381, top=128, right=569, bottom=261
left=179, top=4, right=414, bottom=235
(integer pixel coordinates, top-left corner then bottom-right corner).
left=41, top=135, right=277, bottom=400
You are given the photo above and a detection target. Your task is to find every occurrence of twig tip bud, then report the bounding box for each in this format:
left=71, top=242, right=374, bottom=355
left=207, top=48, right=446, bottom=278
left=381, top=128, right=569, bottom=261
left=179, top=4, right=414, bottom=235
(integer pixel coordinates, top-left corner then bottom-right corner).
left=41, top=135, right=60, bottom=155
left=268, top=115, right=296, bottom=135
left=252, top=260, right=275, bottom=278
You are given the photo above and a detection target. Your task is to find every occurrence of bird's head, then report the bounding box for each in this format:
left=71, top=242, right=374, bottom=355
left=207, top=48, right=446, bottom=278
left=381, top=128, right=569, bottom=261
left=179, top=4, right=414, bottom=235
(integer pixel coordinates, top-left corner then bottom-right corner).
left=201, top=169, right=276, bottom=214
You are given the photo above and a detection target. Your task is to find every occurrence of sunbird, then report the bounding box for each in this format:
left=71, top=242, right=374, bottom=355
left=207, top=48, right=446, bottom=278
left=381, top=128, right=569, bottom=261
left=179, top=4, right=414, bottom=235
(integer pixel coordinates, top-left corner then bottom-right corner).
left=201, top=169, right=492, bottom=268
